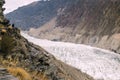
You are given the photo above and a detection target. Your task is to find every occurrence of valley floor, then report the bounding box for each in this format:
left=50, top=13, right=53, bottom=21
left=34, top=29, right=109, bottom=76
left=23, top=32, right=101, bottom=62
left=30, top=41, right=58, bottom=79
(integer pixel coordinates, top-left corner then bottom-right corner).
left=21, top=32, right=120, bottom=80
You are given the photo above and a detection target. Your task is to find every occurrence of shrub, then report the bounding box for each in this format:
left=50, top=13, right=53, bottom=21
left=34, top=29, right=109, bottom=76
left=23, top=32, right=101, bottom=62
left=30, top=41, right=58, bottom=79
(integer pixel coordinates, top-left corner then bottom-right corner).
left=0, top=24, right=4, bottom=28
left=32, top=71, right=48, bottom=80
left=0, top=55, right=19, bottom=67
left=1, top=35, right=16, bottom=55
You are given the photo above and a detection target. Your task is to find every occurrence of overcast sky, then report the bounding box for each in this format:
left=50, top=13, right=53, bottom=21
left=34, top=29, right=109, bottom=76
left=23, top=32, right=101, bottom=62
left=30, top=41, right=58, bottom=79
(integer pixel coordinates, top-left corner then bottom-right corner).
left=4, top=0, right=39, bottom=14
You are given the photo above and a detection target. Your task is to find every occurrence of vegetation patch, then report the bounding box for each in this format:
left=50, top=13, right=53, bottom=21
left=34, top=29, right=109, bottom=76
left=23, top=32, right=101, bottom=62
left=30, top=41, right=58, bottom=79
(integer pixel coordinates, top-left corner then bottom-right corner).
left=1, top=35, right=16, bottom=55
left=0, top=56, right=48, bottom=80
left=7, top=67, right=32, bottom=80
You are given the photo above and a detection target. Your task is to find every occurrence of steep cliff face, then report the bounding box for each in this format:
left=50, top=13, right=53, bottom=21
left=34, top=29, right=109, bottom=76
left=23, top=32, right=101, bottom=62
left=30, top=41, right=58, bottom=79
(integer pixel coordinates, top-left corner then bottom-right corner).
left=55, top=0, right=120, bottom=53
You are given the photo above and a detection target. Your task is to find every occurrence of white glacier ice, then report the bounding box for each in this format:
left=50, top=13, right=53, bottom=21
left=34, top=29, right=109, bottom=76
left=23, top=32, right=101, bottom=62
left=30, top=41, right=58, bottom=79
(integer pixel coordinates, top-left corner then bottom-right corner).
left=21, top=32, right=120, bottom=80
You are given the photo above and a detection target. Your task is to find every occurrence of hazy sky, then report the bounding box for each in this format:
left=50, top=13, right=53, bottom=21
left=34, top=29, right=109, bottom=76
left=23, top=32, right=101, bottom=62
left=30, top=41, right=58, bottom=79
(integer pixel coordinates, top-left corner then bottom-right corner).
left=4, top=0, right=39, bottom=14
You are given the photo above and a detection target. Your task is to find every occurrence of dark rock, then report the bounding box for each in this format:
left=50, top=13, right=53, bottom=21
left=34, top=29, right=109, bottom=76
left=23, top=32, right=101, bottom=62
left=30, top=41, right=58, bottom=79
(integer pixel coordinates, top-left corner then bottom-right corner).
left=0, top=68, right=18, bottom=80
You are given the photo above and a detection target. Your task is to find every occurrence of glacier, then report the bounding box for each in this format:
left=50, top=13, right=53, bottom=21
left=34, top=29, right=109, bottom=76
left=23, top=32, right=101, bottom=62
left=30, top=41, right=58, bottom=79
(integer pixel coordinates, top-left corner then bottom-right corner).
left=21, top=32, right=120, bottom=80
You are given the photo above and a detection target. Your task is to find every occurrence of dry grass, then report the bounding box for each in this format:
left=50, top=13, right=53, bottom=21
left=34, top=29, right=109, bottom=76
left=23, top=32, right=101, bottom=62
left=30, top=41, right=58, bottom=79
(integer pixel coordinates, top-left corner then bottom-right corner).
left=7, top=67, right=32, bottom=80
left=0, top=56, right=32, bottom=80
left=0, top=56, right=48, bottom=80
left=31, top=71, right=48, bottom=80
left=0, top=55, right=18, bottom=67
left=7, top=67, right=48, bottom=80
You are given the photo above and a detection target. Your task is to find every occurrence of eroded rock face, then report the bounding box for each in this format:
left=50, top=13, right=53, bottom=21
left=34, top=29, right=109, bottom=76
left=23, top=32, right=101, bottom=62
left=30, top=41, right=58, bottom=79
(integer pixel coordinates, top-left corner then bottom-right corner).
left=55, top=0, right=120, bottom=53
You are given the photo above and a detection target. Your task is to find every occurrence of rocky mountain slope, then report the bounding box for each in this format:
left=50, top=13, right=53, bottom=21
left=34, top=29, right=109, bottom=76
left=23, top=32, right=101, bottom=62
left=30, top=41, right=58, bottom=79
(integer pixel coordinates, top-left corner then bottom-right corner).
left=6, top=0, right=120, bottom=53
left=5, top=0, right=68, bottom=30
left=0, top=0, right=94, bottom=80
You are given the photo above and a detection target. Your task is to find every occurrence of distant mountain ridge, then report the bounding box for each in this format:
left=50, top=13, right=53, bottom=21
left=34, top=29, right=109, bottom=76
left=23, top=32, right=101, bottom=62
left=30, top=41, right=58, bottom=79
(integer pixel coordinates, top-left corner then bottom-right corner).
left=6, top=0, right=68, bottom=30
